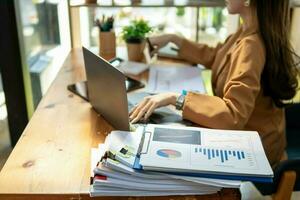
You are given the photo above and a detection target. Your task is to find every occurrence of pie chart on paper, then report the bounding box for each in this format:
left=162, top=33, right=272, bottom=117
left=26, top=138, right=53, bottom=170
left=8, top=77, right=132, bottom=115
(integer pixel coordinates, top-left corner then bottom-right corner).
left=157, top=149, right=182, bottom=158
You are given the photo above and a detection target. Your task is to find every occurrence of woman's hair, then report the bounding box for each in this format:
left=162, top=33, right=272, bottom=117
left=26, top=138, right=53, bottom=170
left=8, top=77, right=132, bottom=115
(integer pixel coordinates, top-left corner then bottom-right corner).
left=251, top=0, right=299, bottom=107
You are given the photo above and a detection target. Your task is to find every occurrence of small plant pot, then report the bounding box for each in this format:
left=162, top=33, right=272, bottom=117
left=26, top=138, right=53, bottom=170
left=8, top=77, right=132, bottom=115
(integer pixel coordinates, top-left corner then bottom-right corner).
left=99, top=31, right=116, bottom=60
left=131, top=0, right=142, bottom=4
left=85, top=0, right=97, bottom=4
left=164, top=0, right=174, bottom=5
left=126, top=41, right=145, bottom=62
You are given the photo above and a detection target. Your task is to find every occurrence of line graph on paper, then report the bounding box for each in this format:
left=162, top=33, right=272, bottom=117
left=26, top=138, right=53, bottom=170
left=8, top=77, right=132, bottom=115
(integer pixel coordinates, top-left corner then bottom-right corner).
left=201, top=132, right=252, bottom=149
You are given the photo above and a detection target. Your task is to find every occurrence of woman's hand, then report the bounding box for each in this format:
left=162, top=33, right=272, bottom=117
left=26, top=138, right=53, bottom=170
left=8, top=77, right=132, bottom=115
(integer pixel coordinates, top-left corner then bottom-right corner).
left=129, top=92, right=180, bottom=123
left=149, top=34, right=183, bottom=50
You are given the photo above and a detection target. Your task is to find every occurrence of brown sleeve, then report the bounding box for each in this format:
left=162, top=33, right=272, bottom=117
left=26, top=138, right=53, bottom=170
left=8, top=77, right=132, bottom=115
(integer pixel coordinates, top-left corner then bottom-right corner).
left=178, top=34, right=233, bottom=68
left=182, top=37, right=266, bottom=129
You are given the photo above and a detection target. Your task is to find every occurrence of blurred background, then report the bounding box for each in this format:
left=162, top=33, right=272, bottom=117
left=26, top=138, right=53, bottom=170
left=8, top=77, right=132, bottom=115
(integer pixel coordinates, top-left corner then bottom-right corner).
left=70, top=0, right=236, bottom=48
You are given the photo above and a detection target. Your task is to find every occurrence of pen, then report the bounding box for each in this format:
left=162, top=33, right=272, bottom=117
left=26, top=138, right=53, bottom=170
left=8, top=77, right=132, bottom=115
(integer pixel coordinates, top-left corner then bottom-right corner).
left=146, top=37, right=156, bottom=56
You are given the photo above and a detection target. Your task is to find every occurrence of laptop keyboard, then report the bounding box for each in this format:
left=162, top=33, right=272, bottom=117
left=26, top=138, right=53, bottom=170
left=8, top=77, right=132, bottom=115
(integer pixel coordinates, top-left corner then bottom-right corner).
left=127, top=92, right=187, bottom=129
left=128, top=101, right=144, bottom=132
left=128, top=102, right=135, bottom=112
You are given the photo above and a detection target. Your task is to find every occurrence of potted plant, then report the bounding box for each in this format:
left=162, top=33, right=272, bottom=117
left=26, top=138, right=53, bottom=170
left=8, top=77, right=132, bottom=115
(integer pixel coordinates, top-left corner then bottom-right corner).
left=122, top=19, right=152, bottom=61
left=95, top=15, right=116, bottom=60
left=164, top=0, right=174, bottom=5
left=131, top=0, right=142, bottom=5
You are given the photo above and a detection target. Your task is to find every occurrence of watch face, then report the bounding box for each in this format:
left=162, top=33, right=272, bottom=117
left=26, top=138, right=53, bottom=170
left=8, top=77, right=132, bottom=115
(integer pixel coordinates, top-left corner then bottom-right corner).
left=176, top=94, right=185, bottom=110
left=178, top=95, right=184, bottom=103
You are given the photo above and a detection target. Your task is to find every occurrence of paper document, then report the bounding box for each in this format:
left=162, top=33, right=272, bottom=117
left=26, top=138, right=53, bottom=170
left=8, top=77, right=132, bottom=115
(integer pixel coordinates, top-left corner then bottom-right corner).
left=157, top=42, right=179, bottom=59
left=99, top=158, right=241, bottom=188
left=147, top=66, right=206, bottom=94
left=139, top=125, right=273, bottom=182
left=104, top=129, right=143, bottom=168
left=118, top=61, right=149, bottom=75
left=93, top=175, right=218, bottom=191
left=90, top=187, right=217, bottom=197
left=104, top=124, right=273, bottom=182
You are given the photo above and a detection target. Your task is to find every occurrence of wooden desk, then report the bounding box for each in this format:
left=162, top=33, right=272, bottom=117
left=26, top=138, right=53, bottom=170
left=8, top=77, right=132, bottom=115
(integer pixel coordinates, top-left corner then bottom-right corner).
left=0, top=49, right=241, bottom=200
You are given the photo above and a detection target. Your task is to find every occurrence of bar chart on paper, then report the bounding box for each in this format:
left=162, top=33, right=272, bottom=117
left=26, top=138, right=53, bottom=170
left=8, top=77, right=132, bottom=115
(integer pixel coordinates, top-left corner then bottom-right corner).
left=191, top=146, right=257, bottom=170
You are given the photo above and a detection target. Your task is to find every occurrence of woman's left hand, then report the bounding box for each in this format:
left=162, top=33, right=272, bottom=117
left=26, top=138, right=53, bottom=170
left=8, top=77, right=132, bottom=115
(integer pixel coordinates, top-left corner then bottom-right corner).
left=129, top=92, right=180, bottom=123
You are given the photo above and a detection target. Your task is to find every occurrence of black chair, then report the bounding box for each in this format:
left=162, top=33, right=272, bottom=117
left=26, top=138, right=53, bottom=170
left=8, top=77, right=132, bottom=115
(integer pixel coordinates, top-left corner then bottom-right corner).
left=255, top=103, right=300, bottom=200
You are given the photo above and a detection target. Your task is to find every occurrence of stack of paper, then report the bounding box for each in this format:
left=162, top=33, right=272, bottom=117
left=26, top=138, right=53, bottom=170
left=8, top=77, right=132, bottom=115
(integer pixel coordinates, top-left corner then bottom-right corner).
left=90, top=124, right=273, bottom=197
left=90, top=144, right=241, bottom=197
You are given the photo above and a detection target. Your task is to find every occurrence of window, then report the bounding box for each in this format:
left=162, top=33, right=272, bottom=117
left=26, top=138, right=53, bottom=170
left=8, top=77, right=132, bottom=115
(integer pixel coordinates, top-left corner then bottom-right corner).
left=15, top=0, right=71, bottom=112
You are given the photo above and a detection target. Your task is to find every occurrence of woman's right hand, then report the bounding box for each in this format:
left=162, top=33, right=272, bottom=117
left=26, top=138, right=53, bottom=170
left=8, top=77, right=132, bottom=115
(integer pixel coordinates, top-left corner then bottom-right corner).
left=129, top=92, right=179, bottom=124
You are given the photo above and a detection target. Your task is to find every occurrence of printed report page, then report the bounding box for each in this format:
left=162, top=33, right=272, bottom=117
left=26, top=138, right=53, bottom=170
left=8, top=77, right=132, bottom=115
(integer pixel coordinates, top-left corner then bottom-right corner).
left=140, top=124, right=273, bottom=177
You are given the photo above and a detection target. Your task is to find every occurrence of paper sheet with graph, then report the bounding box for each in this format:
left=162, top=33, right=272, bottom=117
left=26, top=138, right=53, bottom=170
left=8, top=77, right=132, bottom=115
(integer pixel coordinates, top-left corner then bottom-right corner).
left=139, top=124, right=273, bottom=179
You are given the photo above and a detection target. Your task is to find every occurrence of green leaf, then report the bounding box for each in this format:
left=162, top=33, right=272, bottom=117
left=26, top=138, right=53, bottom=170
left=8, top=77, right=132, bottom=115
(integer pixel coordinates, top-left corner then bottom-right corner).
left=122, top=19, right=153, bottom=42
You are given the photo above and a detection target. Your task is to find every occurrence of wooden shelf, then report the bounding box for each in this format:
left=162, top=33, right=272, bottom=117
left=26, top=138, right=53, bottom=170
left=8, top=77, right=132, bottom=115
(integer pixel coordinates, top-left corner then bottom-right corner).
left=70, top=0, right=300, bottom=8
left=70, top=0, right=225, bottom=8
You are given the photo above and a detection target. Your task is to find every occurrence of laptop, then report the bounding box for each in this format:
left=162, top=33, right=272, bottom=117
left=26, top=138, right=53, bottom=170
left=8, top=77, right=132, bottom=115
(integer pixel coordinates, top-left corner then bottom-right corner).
left=81, top=47, right=185, bottom=131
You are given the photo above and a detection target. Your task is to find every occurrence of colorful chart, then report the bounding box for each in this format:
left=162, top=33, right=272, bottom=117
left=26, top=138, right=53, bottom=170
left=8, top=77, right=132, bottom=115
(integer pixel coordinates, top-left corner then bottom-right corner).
left=194, top=147, right=249, bottom=163
left=157, top=149, right=182, bottom=158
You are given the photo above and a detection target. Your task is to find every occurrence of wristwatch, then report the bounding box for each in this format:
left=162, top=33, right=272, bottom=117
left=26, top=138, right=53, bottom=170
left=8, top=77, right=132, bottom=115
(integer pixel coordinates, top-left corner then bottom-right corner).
left=175, top=91, right=187, bottom=110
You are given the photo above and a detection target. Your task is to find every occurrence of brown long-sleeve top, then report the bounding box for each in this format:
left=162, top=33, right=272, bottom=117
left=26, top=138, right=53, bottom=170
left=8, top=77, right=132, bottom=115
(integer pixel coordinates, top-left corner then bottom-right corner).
left=179, top=27, right=286, bottom=167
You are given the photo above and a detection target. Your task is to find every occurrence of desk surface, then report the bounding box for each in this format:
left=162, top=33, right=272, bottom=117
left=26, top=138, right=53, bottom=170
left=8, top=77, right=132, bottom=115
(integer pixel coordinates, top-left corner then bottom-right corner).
left=0, top=49, right=241, bottom=200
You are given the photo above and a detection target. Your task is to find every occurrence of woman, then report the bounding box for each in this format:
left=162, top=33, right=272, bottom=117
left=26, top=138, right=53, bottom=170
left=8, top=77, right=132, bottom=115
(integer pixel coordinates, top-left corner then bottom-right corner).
left=129, top=0, right=299, bottom=167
